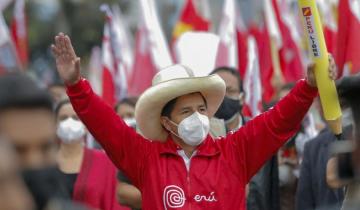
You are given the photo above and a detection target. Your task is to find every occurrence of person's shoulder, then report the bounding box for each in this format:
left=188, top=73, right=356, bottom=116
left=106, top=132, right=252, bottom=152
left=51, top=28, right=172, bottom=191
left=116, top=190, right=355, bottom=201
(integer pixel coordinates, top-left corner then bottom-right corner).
left=305, top=128, right=334, bottom=149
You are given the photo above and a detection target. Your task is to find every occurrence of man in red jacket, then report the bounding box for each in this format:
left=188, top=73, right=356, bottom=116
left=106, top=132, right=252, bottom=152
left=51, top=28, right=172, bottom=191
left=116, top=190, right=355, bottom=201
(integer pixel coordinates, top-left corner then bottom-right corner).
left=51, top=33, right=336, bottom=210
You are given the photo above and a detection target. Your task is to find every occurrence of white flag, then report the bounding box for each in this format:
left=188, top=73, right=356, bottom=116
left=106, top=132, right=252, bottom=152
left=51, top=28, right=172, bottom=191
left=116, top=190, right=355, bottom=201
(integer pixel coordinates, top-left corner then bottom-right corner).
left=215, top=0, right=238, bottom=68
left=244, top=36, right=262, bottom=118
left=139, top=0, right=173, bottom=70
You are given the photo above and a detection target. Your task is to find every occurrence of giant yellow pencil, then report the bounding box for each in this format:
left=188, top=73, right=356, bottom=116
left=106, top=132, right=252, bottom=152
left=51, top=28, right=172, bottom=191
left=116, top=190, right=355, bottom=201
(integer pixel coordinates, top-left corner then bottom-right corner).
left=298, top=0, right=342, bottom=136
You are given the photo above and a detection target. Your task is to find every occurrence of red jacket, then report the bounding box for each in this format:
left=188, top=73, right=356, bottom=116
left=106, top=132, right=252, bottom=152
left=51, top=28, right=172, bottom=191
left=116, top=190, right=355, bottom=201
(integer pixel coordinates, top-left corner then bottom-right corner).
left=73, top=148, right=129, bottom=210
left=67, top=78, right=317, bottom=210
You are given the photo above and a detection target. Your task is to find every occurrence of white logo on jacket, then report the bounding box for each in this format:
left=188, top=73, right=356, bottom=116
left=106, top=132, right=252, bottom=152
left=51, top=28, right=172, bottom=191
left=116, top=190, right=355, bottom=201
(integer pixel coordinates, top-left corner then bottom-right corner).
left=163, top=185, right=185, bottom=209
left=163, top=185, right=218, bottom=209
left=194, top=191, right=218, bottom=202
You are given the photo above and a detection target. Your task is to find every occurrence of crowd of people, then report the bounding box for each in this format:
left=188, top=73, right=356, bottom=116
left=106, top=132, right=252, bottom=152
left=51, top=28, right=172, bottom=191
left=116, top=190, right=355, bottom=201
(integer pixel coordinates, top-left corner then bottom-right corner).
left=0, top=31, right=359, bottom=210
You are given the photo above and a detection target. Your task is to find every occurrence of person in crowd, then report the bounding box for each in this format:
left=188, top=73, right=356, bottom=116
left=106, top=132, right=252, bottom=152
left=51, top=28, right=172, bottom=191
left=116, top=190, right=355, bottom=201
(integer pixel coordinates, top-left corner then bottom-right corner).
left=0, top=139, right=35, bottom=210
left=52, top=32, right=336, bottom=210
left=0, top=73, right=88, bottom=210
left=55, top=99, right=129, bottom=210
left=0, top=73, right=57, bottom=170
left=48, top=82, right=67, bottom=105
left=115, top=98, right=142, bottom=210
left=295, top=73, right=355, bottom=210
left=210, top=67, right=246, bottom=132
left=277, top=82, right=324, bottom=210
left=210, top=66, right=280, bottom=210
left=326, top=74, right=360, bottom=210
left=115, top=98, right=138, bottom=129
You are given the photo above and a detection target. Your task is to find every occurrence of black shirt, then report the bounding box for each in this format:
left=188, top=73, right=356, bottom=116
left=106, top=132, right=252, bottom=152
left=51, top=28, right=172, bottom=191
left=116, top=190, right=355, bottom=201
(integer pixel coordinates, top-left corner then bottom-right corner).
left=56, top=168, right=78, bottom=197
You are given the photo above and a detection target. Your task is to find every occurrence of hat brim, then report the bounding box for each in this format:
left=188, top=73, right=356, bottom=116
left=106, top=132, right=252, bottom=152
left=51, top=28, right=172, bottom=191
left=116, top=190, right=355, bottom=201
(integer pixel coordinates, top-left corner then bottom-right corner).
left=135, top=74, right=225, bottom=141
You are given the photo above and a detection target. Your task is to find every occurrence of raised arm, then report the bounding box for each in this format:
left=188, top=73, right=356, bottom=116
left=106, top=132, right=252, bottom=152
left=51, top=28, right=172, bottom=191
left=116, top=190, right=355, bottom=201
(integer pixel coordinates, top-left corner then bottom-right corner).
left=52, top=33, right=150, bottom=188
left=230, top=57, right=337, bottom=182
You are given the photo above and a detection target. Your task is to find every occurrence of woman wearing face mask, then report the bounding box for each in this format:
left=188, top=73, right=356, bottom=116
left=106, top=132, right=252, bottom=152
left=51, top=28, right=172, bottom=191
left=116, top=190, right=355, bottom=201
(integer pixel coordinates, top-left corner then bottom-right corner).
left=55, top=99, right=129, bottom=210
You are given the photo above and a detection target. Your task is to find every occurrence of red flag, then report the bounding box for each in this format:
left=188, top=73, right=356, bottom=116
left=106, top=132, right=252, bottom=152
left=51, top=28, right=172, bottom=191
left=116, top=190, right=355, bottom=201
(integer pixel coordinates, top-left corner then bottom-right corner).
left=236, top=11, right=248, bottom=79
left=101, top=21, right=117, bottom=107
left=172, top=0, right=210, bottom=41
left=318, top=0, right=338, bottom=54
left=129, top=0, right=173, bottom=96
left=11, top=0, right=28, bottom=68
left=128, top=25, right=157, bottom=96
left=100, top=5, right=132, bottom=106
left=272, top=0, right=304, bottom=82
left=336, top=0, right=360, bottom=76
left=324, top=26, right=337, bottom=55
left=249, top=24, right=275, bottom=103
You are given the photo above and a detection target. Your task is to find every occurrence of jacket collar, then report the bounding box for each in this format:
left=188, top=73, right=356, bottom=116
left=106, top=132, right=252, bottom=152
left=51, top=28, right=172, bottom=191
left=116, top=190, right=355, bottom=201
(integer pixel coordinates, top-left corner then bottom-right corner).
left=158, top=135, right=220, bottom=157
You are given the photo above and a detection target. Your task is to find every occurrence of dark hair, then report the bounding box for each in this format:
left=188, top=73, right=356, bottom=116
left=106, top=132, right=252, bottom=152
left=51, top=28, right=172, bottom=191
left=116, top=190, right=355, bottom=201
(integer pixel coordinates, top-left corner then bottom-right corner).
left=161, top=97, right=178, bottom=118
left=161, top=93, right=207, bottom=119
left=114, top=97, right=138, bottom=111
left=54, top=99, right=71, bottom=117
left=0, top=73, right=53, bottom=113
left=210, top=66, right=243, bottom=92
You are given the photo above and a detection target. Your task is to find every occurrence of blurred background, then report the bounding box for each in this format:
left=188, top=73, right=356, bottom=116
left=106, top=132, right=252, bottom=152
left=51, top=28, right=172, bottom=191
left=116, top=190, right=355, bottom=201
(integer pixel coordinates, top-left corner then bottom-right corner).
left=0, top=0, right=358, bottom=108
left=2, top=0, right=259, bottom=86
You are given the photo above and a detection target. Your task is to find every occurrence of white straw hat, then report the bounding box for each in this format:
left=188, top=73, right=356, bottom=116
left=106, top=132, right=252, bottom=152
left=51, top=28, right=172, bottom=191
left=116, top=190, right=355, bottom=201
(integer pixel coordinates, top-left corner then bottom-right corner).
left=135, top=64, right=226, bottom=141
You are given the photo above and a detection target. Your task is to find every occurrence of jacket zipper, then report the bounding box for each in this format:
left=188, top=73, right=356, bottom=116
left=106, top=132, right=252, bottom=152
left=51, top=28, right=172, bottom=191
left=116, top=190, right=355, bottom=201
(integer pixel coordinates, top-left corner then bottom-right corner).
left=187, top=160, right=191, bottom=210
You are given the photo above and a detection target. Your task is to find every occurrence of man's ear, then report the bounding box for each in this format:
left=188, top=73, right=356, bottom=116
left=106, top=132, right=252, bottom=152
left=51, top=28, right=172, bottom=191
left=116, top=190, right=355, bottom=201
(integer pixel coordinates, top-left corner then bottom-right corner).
left=160, top=116, right=171, bottom=131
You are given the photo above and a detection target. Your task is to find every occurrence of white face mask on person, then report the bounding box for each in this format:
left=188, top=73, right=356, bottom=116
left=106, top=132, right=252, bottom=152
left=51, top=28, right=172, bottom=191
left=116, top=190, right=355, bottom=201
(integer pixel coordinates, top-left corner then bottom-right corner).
left=124, top=117, right=136, bottom=128
left=168, top=112, right=210, bottom=146
left=56, top=117, right=86, bottom=144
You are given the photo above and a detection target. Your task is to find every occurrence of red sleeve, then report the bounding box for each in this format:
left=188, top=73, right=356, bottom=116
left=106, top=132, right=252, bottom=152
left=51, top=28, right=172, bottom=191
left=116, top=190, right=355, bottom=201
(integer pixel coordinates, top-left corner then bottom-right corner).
left=66, top=78, right=151, bottom=188
left=230, top=79, right=318, bottom=182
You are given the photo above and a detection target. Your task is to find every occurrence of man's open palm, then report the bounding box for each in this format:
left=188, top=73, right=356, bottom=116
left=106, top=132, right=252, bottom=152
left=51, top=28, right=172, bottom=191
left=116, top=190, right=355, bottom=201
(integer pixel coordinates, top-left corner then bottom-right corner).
left=52, top=33, right=81, bottom=85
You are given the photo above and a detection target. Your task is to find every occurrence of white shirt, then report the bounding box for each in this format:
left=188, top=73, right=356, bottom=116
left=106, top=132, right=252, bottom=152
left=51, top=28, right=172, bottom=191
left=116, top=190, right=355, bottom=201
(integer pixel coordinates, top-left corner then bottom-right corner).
left=177, top=150, right=197, bottom=172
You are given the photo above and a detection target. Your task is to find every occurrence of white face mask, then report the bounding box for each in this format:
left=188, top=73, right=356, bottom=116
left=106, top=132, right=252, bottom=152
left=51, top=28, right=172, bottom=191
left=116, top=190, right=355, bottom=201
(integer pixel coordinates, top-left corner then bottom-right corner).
left=278, top=164, right=296, bottom=187
left=56, top=117, right=86, bottom=144
left=169, top=112, right=210, bottom=146
left=124, top=117, right=136, bottom=128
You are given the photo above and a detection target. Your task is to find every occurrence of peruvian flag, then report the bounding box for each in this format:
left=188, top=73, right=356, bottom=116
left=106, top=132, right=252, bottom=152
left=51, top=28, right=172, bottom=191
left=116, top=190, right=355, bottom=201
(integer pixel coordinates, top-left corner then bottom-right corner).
left=129, top=0, right=173, bottom=96
left=172, top=0, right=210, bottom=42
left=215, top=0, right=238, bottom=68
left=100, top=5, right=129, bottom=107
left=271, top=0, right=304, bottom=83
left=128, top=24, right=157, bottom=96
left=336, top=0, right=360, bottom=76
left=11, top=0, right=28, bottom=68
left=236, top=12, right=248, bottom=79
left=215, top=0, right=251, bottom=84
left=318, top=0, right=338, bottom=55
left=249, top=24, right=275, bottom=104
left=101, top=21, right=117, bottom=107
left=0, top=13, right=20, bottom=73
left=242, top=36, right=263, bottom=118
left=111, top=5, right=134, bottom=79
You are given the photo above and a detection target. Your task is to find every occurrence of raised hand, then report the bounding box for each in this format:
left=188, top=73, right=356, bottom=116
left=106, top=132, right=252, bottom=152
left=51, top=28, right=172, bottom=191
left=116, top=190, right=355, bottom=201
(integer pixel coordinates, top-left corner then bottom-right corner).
left=51, top=33, right=81, bottom=85
left=306, top=54, right=338, bottom=87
